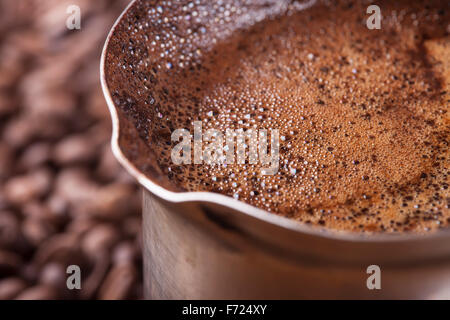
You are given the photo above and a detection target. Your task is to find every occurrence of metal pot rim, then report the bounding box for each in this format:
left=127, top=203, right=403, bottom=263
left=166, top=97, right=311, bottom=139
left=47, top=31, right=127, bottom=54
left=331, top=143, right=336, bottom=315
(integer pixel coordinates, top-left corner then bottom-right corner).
left=100, top=0, right=450, bottom=245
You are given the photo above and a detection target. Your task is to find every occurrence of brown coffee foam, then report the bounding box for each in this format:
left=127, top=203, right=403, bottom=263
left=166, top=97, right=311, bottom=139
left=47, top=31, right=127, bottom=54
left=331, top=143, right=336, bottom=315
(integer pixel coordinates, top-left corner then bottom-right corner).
left=107, top=0, right=449, bottom=233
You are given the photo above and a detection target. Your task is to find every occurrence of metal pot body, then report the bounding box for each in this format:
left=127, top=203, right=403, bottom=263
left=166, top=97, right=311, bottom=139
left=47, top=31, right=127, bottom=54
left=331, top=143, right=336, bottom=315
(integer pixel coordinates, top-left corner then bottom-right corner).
left=143, top=190, right=450, bottom=299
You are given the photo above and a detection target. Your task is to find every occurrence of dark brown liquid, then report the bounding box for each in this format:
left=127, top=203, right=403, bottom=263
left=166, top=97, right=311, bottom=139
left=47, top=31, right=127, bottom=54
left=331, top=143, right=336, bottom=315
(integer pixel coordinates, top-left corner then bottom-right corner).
left=150, top=0, right=449, bottom=233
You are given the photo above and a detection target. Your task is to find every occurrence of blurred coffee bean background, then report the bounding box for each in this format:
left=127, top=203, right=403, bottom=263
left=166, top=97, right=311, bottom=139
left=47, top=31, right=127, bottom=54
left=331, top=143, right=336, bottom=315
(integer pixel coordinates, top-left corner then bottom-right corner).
left=0, top=0, right=144, bottom=299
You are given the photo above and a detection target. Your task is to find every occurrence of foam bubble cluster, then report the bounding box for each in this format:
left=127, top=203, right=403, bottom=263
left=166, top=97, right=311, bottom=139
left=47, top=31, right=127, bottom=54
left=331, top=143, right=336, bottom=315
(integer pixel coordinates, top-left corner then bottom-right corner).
left=107, top=0, right=449, bottom=233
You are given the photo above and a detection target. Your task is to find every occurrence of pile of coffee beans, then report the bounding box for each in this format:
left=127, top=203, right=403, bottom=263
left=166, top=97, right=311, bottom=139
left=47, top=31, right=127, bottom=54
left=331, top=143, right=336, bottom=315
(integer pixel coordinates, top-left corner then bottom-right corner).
left=0, top=0, right=143, bottom=299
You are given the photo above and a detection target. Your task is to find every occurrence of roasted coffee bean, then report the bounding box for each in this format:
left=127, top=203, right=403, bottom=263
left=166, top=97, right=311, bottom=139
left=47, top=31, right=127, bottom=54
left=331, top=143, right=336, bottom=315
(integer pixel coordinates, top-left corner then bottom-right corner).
left=15, top=284, right=58, bottom=300
left=39, top=262, right=68, bottom=293
left=4, top=168, right=52, bottom=204
left=0, top=250, right=22, bottom=275
left=0, top=211, right=20, bottom=249
left=81, top=183, right=138, bottom=220
left=22, top=216, right=56, bottom=247
left=98, top=263, right=137, bottom=300
left=55, top=168, right=99, bottom=207
left=18, top=142, right=51, bottom=170
left=53, top=134, right=98, bottom=165
left=0, top=142, right=13, bottom=179
left=0, top=92, right=15, bottom=117
left=23, top=201, right=67, bottom=228
left=80, top=251, right=110, bottom=300
left=81, top=224, right=120, bottom=258
left=112, top=241, right=137, bottom=266
left=0, top=278, right=27, bottom=300
left=33, top=233, right=83, bottom=268
left=0, top=0, right=142, bottom=300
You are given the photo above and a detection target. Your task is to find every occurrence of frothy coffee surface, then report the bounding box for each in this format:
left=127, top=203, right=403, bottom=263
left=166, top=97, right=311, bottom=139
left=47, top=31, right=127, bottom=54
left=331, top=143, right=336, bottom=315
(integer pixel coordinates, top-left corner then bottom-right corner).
left=143, top=1, right=450, bottom=233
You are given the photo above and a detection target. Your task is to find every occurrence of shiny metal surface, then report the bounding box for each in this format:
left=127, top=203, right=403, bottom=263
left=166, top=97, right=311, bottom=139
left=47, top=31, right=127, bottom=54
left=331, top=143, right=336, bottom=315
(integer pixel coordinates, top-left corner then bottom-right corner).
left=142, top=190, right=450, bottom=299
